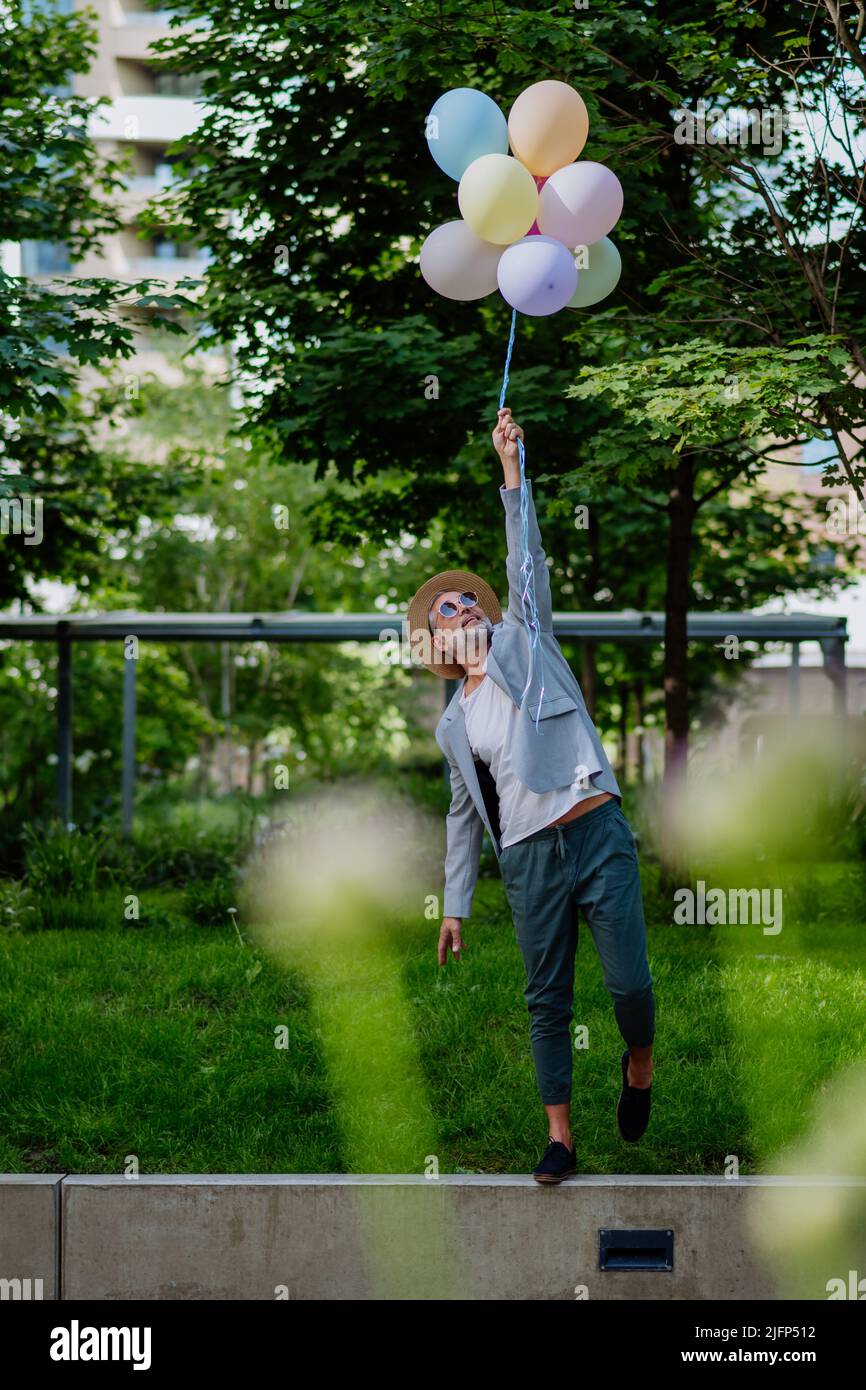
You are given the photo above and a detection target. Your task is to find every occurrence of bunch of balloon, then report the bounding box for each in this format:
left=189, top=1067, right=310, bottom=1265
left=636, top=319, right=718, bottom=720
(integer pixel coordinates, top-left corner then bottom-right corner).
left=419, top=81, right=623, bottom=315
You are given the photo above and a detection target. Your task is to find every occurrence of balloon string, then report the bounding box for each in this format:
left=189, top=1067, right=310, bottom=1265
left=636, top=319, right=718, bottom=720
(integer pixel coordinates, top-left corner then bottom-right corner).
left=498, top=308, right=545, bottom=733
left=498, top=308, right=517, bottom=412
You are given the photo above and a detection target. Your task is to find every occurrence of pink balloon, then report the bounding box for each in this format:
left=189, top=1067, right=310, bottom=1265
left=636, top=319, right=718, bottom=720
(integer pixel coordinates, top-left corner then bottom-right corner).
left=496, top=235, right=578, bottom=317
left=537, top=162, right=623, bottom=247
left=528, top=176, right=548, bottom=234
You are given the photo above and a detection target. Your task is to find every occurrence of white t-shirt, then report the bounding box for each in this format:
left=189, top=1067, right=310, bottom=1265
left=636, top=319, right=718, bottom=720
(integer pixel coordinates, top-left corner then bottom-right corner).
left=460, top=663, right=600, bottom=849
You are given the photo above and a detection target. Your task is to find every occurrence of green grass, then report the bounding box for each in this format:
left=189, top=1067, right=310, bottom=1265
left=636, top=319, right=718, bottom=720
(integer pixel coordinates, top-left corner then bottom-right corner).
left=1, top=859, right=864, bottom=1176
left=0, top=889, right=339, bottom=1173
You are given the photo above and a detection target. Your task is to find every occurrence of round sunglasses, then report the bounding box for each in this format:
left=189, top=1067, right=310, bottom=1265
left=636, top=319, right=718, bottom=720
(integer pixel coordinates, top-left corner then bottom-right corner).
left=435, top=590, right=479, bottom=620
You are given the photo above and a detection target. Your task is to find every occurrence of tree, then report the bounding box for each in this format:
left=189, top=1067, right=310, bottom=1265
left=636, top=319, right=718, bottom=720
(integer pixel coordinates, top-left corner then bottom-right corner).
left=568, top=337, right=861, bottom=797
left=149, top=0, right=863, bottom=804
left=547, top=472, right=856, bottom=780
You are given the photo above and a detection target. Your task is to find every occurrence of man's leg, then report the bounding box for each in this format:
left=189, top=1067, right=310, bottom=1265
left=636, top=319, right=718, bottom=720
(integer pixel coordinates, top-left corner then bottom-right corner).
left=544, top=1102, right=572, bottom=1147
left=501, top=835, right=579, bottom=1144
left=625, top=1044, right=653, bottom=1088
left=570, top=805, right=655, bottom=1082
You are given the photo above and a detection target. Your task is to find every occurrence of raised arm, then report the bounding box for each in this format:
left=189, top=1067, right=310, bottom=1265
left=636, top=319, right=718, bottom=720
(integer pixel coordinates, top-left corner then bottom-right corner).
left=492, top=408, right=554, bottom=632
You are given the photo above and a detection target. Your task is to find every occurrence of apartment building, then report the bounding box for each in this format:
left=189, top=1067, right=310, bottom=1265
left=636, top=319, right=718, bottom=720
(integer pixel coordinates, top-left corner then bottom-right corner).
left=20, top=0, right=208, bottom=374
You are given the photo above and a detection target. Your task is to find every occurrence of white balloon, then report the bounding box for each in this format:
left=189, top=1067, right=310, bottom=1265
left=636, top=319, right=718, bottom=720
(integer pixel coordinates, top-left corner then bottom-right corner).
left=419, top=220, right=503, bottom=301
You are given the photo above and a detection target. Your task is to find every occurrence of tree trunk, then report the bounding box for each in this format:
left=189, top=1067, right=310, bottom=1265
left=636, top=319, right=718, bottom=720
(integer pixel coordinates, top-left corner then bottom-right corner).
left=617, top=682, right=629, bottom=782
left=221, top=642, right=233, bottom=795
left=661, top=455, right=696, bottom=874
left=634, top=683, right=646, bottom=786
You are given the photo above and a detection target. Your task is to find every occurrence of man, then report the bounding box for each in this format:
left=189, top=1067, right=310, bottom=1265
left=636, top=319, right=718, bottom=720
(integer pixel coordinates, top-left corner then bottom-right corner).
left=405, top=408, right=656, bottom=1183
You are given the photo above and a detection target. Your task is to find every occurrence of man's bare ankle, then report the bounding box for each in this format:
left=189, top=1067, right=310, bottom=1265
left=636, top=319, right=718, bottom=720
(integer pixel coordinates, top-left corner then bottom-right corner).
left=627, top=1061, right=653, bottom=1088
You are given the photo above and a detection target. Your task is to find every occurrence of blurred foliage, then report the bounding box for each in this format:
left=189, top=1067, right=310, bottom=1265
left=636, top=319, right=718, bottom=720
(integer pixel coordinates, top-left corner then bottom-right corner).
left=22, top=821, right=103, bottom=898
left=182, top=875, right=238, bottom=926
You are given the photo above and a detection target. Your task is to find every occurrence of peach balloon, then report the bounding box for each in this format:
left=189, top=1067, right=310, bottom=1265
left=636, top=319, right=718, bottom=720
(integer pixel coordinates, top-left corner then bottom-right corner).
left=507, top=80, right=589, bottom=177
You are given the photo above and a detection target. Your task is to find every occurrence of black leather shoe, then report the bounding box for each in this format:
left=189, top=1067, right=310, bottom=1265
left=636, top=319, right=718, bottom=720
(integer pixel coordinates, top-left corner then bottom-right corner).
left=532, top=1137, right=577, bottom=1184
left=616, top=1049, right=652, bottom=1142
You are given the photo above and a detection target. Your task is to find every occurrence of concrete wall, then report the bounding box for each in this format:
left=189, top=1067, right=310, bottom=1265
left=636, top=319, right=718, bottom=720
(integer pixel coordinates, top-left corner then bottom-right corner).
left=5, top=1173, right=865, bottom=1300
left=0, top=1175, right=62, bottom=1301
left=56, top=1173, right=851, bottom=1301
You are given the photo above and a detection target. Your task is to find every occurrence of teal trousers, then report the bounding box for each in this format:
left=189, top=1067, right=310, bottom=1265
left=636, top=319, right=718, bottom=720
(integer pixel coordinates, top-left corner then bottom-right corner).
left=499, top=797, right=655, bottom=1105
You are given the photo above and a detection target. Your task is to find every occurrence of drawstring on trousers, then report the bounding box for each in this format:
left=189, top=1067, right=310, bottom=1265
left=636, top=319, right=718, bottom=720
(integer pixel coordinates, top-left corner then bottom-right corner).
left=555, top=824, right=566, bottom=862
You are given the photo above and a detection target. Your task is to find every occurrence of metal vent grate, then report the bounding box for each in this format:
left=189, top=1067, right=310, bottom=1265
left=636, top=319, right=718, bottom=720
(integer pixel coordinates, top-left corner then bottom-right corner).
left=599, top=1228, right=674, bottom=1271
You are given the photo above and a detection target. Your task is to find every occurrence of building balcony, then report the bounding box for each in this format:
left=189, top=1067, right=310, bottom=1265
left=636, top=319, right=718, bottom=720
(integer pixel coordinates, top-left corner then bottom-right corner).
left=113, top=9, right=175, bottom=24
left=89, top=95, right=204, bottom=144
left=123, top=253, right=211, bottom=281
left=108, top=0, right=176, bottom=29
left=109, top=0, right=209, bottom=24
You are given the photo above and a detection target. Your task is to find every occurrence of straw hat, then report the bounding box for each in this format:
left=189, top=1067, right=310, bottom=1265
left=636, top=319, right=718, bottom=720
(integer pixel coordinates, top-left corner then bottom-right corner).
left=404, top=568, right=503, bottom=679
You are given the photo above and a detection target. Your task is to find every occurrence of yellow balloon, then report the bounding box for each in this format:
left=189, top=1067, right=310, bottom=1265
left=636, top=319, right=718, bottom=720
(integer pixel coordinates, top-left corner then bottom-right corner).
left=457, top=153, right=538, bottom=246
left=508, top=80, right=589, bottom=177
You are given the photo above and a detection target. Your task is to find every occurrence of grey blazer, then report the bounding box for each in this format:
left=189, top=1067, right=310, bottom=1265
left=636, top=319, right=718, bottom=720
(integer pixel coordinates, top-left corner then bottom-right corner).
left=434, top=478, right=621, bottom=919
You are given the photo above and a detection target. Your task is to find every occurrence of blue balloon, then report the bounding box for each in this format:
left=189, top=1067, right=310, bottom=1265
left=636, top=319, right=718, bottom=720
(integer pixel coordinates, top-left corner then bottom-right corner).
left=426, top=88, right=509, bottom=182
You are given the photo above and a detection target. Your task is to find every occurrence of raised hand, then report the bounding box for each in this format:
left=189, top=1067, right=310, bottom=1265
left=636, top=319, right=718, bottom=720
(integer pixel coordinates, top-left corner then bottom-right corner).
left=492, top=407, right=524, bottom=465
